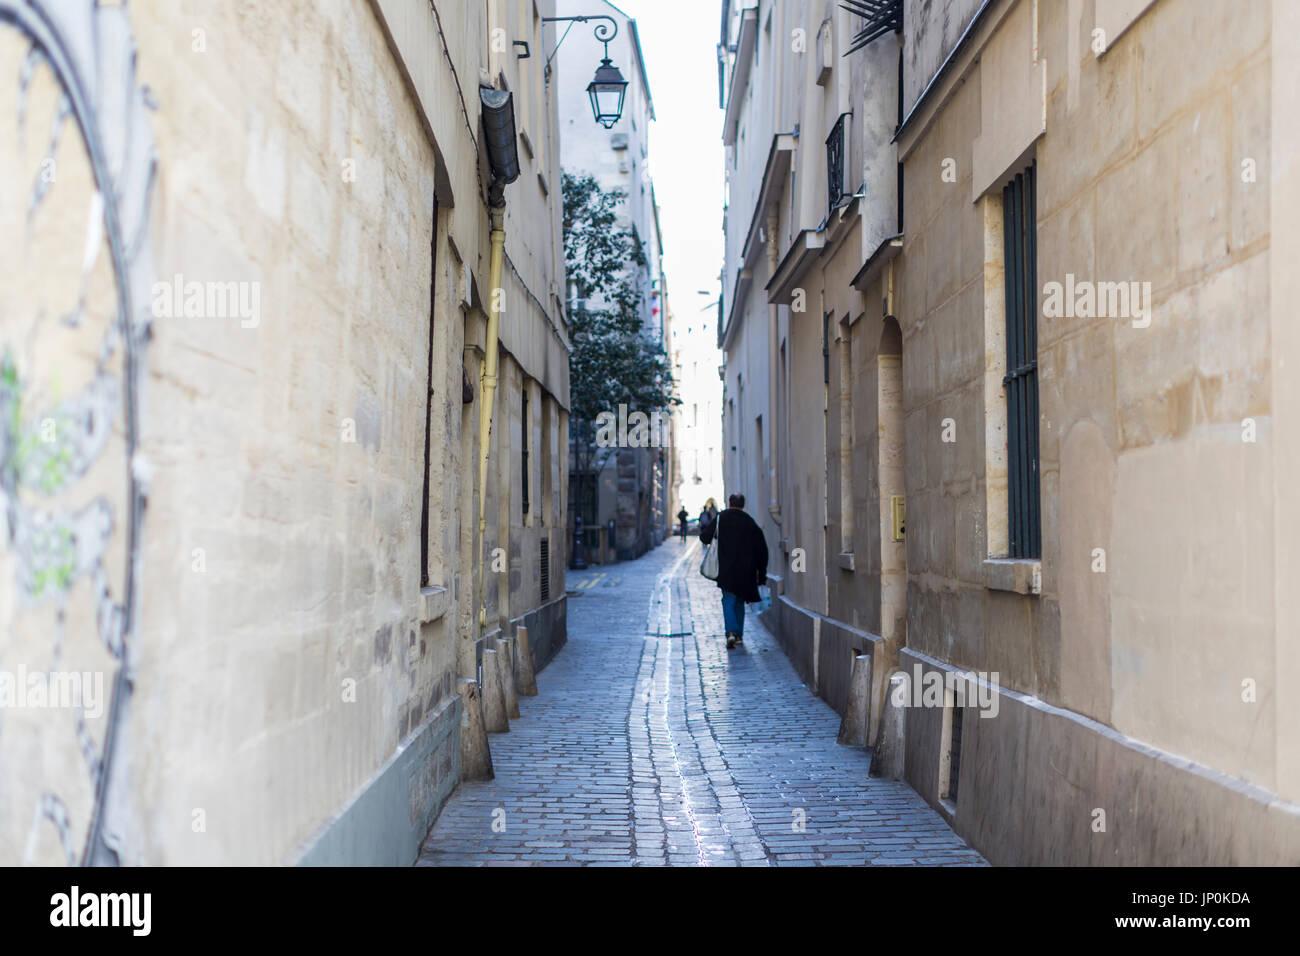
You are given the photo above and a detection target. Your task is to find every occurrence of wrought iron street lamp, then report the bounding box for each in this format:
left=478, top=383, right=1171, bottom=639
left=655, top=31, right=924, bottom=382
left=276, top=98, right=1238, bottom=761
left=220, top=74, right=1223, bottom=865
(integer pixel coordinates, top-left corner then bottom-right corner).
left=544, top=14, right=629, bottom=128
left=587, top=57, right=628, bottom=129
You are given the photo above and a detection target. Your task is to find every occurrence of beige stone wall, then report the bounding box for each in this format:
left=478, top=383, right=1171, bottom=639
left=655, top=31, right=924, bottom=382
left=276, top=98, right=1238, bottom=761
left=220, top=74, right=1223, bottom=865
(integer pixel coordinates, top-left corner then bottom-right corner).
left=902, top=0, right=986, bottom=114
left=1037, top=0, right=1274, bottom=786
left=897, top=64, right=1005, bottom=682
left=890, top=0, right=1294, bottom=855
left=896, top=0, right=1274, bottom=710
left=722, top=0, right=1297, bottom=862
left=1, top=0, right=567, bottom=865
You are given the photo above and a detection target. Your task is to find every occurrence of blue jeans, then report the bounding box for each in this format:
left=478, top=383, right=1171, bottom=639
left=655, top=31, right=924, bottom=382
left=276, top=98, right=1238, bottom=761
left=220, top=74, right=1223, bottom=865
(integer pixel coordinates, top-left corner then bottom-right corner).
left=721, top=591, right=745, bottom=638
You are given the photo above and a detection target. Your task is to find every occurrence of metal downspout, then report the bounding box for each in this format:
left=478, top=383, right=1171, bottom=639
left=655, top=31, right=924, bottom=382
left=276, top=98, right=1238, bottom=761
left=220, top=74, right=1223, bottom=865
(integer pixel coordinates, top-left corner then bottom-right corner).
left=476, top=205, right=507, bottom=637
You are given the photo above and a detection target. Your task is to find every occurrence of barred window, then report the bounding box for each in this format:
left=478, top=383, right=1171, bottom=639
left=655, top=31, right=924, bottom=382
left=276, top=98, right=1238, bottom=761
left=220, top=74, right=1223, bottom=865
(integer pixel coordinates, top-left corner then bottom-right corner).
left=522, top=386, right=530, bottom=516
left=825, top=113, right=846, bottom=215
left=1002, top=163, right=1040, bottom=559
left=421, top=196, right=439, bottom=588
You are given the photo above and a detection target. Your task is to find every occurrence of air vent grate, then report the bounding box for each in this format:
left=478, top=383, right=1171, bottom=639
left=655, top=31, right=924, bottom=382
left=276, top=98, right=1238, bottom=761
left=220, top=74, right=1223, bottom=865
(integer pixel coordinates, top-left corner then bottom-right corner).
left=539, top=538, right=550, bottom=602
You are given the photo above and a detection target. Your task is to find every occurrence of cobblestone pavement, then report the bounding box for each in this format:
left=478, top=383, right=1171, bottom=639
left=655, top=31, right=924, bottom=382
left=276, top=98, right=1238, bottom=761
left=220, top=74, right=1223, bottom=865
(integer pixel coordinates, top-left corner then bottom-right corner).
left=417, top=539, right=986, bottom=866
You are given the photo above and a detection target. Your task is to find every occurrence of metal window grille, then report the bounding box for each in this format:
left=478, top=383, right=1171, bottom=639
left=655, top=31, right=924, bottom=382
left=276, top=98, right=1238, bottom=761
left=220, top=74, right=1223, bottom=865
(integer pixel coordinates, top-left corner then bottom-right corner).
left=948, top=705, right=964, bottom=802
left=539, top=538, right=550, bottom=602
left=897, top=159, right=904, bottom=233
left=522, top=388, right=530, bottom=515
left=826, top=113, right=846, bottom=214
left=897, top=46, right=904, bottom=130
left=420, top=196, right=439, bottom=588
left=822, top=311, right=831, bottom=384
left=1002, top=163, right=1041, bottom=559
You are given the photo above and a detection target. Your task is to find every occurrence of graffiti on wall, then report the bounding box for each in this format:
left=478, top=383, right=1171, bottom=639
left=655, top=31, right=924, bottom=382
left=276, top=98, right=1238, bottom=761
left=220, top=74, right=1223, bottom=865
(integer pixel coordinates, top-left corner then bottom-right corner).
left=0, top=0, right=155, bottom=865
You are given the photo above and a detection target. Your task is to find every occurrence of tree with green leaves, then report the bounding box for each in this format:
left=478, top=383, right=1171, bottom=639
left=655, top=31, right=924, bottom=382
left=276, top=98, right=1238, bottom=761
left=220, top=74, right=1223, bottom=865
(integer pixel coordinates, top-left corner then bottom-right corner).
left=562, top=172, right=677, bottom=520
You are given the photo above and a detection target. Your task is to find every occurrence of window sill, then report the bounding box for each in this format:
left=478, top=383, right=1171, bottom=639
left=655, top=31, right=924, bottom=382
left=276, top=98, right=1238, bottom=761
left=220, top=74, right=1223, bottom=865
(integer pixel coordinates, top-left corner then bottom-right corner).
left=420, top=585, right=450, bottom=624
left=982, top=558, right=1041, bottom=595
left=837, top=551, right=855, bottom=572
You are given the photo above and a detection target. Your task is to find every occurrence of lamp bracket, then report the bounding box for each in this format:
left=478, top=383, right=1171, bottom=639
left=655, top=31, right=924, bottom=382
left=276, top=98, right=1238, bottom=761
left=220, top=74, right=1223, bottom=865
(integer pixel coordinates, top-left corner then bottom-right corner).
left=542, top=14, right=619, bottom=69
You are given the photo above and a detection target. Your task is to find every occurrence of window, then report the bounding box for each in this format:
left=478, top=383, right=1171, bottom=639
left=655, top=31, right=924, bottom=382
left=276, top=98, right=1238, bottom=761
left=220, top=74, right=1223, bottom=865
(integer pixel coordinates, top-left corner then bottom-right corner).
left=838, top=318, right=853, bottom=556
left=940, top=694, right=964, bottom=806
left=539, top=394, right=552, bottom=526
left=825, top=114, right=846, bottom=215
left=897, top=47, right=904, bottom=131
left=1001, top=162, right=1040, bottom=558
left=420, top=196, right=439, bottom=588
left=897, top=159, right=904, bottom=233
left=521, top=386, right=530, bottom=517
left=822, top=311, right=831, bottom=384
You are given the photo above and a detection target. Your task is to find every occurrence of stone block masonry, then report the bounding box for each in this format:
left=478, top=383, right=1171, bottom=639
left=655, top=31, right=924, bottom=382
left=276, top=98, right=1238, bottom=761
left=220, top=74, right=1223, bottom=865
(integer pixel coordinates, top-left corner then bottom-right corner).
left=0, top=0, right=569, bottom=865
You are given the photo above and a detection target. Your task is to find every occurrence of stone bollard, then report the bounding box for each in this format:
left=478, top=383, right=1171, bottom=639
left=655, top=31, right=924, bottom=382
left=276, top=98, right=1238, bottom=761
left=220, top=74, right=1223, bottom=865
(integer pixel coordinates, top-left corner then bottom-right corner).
left=481, top=647, right=509, bottom=733
left=457, top=678, right=494, bottom=780
left=494, top=636, right=521, bottom=719
left=514, top=625, right=538, bottom=697
left=837, top=653, right=873, bottom=747
left=869, top=670, right=908, bottom=780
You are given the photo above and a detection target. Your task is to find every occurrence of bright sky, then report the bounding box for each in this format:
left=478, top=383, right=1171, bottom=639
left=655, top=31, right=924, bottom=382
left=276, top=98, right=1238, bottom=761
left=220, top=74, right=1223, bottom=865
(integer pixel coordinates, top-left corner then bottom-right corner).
left=613, top=0, right=726, bottom=340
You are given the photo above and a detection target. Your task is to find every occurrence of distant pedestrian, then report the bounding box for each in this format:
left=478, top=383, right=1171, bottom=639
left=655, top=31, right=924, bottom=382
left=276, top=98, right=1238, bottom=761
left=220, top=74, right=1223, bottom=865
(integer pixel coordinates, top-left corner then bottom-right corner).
left=699, top=493, right=767, bottom=649
left=677, top=507, right=689, bottom=543
left=698, top=499, right=718, bottom=540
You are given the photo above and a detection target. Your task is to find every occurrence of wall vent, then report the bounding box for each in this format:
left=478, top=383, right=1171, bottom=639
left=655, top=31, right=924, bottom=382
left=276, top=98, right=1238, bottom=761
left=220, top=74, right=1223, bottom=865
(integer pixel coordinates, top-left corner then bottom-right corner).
left=539, top=538, right=550, bottom=602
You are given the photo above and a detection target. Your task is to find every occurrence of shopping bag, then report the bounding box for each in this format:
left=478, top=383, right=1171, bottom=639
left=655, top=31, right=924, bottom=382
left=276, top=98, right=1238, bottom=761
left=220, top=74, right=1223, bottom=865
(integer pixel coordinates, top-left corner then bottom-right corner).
left=700, top=520, right=720, bottom=580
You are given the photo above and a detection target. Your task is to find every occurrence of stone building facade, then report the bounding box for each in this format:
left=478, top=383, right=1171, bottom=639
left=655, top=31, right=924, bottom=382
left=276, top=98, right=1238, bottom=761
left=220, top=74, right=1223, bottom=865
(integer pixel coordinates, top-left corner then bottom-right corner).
left=719, top=0, right=1300, bottom=864
left=0, top=0, right=569, bottom=865
left=557, top=0, right=674, bottom=562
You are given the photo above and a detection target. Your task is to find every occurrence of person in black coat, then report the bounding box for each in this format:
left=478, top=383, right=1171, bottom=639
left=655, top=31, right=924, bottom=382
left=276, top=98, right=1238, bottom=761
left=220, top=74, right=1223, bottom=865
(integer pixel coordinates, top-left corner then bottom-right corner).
left=699, top=493, right=768, bottom=649
left=698, top=498, right=718, bottom=540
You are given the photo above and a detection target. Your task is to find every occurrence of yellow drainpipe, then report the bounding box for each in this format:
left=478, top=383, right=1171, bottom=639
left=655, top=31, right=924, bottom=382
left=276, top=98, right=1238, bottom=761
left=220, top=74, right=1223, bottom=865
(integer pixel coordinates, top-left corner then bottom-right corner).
left=476, top=205, right=506, bottom=634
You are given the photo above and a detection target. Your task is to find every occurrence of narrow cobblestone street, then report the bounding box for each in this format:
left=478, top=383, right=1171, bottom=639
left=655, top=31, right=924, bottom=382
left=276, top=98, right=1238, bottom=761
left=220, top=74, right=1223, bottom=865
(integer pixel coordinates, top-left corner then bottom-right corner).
left=417, top=541, right=985, bottom=866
